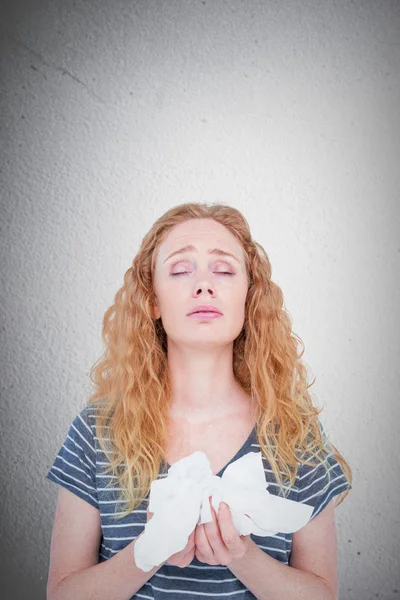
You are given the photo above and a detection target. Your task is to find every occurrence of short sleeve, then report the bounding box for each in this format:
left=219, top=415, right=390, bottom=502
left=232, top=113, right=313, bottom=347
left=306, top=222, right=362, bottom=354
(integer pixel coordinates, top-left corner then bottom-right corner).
left=46, top=406, right=99, bottom=509
left=297, top=420, right=351, bottom=520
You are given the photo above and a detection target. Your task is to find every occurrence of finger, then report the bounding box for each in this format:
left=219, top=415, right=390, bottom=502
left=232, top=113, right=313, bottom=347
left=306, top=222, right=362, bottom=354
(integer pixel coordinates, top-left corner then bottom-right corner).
left=195, top=524, right=217, bottom=564
left=195, top=545, right=209, bottom=564
left=202, top=499, right=231, bottom=563
left=186, top=529, right=196, bottom=550
left=217, top=502, right=244, bottom=554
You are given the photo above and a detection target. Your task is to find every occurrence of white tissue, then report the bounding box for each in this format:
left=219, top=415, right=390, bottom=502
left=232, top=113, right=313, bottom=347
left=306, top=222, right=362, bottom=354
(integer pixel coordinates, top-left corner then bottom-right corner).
left=134, top=450, right=314, bottom=572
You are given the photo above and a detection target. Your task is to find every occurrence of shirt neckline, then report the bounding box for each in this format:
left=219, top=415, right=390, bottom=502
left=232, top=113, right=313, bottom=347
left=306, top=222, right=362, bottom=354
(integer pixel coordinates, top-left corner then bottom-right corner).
left=164, top=424, right=257, bottom=477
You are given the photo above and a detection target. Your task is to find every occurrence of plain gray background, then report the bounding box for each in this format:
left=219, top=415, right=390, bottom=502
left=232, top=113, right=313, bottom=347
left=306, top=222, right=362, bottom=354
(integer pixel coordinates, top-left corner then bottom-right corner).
left=1, top=1, right=399, bottom=598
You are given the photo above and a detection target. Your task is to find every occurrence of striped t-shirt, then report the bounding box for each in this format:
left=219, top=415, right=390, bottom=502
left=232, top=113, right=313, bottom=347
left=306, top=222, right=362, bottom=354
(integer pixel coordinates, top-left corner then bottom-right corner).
left=46, top=404, right=351, bottom=599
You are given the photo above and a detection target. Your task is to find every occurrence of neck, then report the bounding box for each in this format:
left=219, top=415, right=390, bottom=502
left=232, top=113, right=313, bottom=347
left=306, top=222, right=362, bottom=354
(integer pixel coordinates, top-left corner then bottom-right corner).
left=166, top=340, right=254, bottom=424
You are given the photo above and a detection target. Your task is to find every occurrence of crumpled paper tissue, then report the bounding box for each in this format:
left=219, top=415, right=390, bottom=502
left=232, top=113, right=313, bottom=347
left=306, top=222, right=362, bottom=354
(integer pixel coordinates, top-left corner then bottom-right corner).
left=134, top=450, right=314, bottom=572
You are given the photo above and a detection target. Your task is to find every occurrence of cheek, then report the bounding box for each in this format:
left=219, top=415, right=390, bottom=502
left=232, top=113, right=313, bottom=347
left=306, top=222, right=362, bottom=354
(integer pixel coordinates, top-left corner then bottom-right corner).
left=229, top=307, right=246, bottom=332
left=156, top=301, right=185, bottom=332
left=226, top=282, right=248, bottom=308
left=155, top=281, right=177, bottom=306
left=225, top=296, right=247, bottom=331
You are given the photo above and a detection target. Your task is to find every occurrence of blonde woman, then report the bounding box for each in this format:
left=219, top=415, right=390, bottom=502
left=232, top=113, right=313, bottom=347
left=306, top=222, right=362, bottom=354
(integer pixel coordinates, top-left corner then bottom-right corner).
left=46, top=203, right=352, bottom=600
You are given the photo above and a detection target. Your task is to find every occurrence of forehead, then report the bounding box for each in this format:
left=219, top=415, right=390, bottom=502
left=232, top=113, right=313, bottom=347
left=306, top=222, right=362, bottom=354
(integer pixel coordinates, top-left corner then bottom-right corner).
left=156, top=218, right=244, bottom=259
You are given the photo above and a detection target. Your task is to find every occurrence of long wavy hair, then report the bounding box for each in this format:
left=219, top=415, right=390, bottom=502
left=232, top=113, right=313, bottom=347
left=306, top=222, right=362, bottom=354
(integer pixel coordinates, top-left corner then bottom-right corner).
left=88, top=202, right=352, bottom=519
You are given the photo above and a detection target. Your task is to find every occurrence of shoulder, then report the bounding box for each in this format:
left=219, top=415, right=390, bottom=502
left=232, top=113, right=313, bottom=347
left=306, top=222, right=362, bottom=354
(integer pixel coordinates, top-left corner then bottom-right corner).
left=72, top=402, right=110, bottom=435
left=46, top=404, right=101, bottom=509
left=67, top=404, right=98, bottom=446
left=296, top=418, right=351, bottom=520
left=78, top=403, right=98, bottom=430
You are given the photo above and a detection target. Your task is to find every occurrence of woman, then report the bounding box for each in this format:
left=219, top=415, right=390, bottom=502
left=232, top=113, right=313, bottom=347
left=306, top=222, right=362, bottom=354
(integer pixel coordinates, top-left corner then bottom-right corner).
left=46, top=202, right=352, bottom=600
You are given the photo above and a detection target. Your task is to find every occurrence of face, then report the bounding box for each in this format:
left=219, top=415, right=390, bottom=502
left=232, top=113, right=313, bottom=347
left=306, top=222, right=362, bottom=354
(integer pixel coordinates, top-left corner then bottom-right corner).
left=152, top=218, right=249, bottom=349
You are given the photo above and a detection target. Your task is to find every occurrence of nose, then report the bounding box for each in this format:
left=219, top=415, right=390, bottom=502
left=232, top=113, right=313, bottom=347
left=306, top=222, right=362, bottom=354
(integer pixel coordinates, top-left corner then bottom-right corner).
left=193, top=277, right=216, bottom=297
left=193, top=285, right=215, bottom=297
left=192, top=267, right=217, bottom=298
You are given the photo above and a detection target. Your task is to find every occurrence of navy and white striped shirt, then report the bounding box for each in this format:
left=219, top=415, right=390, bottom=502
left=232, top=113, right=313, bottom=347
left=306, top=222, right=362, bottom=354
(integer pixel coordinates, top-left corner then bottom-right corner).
left=46, top=404, right=351, bottom=599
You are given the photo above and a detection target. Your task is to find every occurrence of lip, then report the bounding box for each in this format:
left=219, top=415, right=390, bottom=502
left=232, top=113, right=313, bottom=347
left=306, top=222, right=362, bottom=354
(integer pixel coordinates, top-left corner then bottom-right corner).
left=187, top=304, right=223, bottom=316
left=188, top=312, right=222, bottom=319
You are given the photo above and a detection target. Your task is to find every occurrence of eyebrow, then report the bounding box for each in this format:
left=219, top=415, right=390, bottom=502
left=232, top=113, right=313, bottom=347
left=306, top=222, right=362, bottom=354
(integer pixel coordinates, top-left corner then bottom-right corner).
left=163, top=244, right=240, bottom=264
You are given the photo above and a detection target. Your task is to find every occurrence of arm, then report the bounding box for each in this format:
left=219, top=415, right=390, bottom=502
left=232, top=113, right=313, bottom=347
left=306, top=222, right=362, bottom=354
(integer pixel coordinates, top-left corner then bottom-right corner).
left=47, top=487, right=163, bottom=600
left=227, top=500, right=338, bottom=600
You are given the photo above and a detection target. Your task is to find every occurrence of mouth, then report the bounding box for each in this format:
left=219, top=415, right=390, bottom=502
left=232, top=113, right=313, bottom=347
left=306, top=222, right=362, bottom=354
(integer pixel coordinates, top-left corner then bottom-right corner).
left=190, top=310, right=219, bottom=315
left=187, top=309, right=223, bottom=319
left=187, top=305, right=223, bottom=317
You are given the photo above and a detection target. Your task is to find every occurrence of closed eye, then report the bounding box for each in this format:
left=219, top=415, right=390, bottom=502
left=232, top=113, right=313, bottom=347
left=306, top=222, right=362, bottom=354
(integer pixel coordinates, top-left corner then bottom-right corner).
left=170, top=272, right=234, bottom=276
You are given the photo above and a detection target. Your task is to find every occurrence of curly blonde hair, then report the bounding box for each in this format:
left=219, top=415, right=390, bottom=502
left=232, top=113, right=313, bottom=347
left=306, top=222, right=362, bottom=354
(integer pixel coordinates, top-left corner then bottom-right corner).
left=88, top=202, right=352, bottom=519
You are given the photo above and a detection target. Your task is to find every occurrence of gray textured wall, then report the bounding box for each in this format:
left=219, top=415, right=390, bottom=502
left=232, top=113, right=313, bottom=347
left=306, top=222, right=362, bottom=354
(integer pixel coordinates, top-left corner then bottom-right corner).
left=1, top=1, right=399, bottom=598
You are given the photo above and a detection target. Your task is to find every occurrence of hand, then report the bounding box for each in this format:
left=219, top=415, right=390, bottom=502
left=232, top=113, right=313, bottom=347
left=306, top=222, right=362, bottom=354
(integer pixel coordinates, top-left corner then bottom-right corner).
left=194, top=498, right=253, bottom=566
left=146, top=506, right=196, bottom=568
